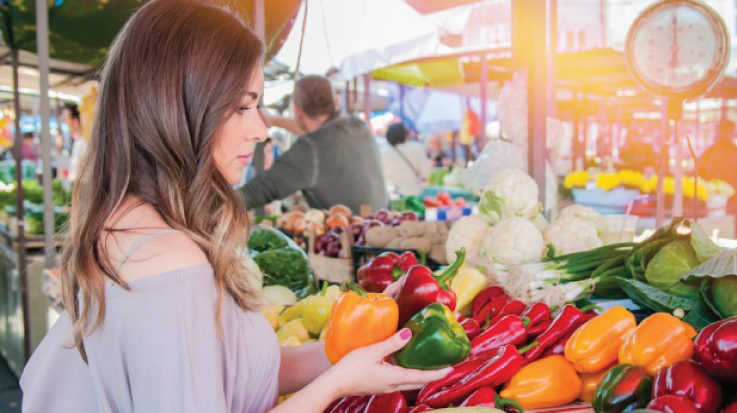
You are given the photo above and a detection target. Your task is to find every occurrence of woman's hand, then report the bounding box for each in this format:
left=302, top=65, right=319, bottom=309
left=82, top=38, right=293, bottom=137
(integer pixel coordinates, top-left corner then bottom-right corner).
left=319, top=328, right=451, bottom=399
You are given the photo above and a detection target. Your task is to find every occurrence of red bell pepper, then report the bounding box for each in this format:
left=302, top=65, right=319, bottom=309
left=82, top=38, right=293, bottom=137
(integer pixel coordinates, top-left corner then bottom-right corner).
left=460, top=317, right=481, bottom=340
left=527, top=318, right=553, bottom=338
left=694, top=316, right=737, bottom=382
left=485, top=299, right=527, bottom=328
left=357, top=252, right=418, bottom=293
left=724, top=402, right=737, bottom=413
left=524, top=304, right=595, bottom=363
left=395, top=250, right=464, bottom=325
left=653, top=360, right=722, bottom=413
left=521, top=302, right=552, bottom=329
left=407, top=405, right=432, bottom=413
left=470, top=315, right=529, bottom=357
left=417, top=354, right=495, bottom=402
left=647, top=395, right=701, bottom=413
left=418, top=343, right=536, bottom=408
left=472, top=286, right=506, bottom=317
left=364, top=392, right=408, bottom=413
left=458, top=387, right=523, bottom=411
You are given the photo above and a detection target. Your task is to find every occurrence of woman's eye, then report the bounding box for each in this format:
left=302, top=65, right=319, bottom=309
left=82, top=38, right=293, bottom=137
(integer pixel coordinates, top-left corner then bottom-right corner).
left=238, top=106, right=252, bottom=114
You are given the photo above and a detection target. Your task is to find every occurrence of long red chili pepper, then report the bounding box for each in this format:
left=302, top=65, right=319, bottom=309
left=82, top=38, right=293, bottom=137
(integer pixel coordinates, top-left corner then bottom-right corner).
left=460, top=317, right=481, bottom=340
left=417, top=354, right=495, bottom=402
left=523, top=304, right=593, bottom=363
left=363, top=392, right=409, bottom=413
left=486, top=299, right=527, bottom=327
left=527, top=318, right=553, bottom=338
left=418, top=343, right=537, bottom=408
left=472, top=294, right=509, bottom=325
left=470, top=315, right=529, bottom=357
left=520, top=302, right=551, bottom=329
left=472, top=286, right=506, bottom=317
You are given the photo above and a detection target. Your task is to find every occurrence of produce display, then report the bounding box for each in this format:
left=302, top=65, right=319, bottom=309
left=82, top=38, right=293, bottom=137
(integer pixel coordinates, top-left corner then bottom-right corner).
left=0, top=179, right=71, bottom=236
left=362, top=209, right=449, bottom=264
left=247, top=227, right=315, bottom=298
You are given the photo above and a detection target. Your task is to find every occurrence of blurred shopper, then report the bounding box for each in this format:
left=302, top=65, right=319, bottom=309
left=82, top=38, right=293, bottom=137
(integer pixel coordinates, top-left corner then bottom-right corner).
left=20, top=2, right=443, bottom=413
left=380, top=123, right=431, bottom=196
left=21, top=132, right=39, bottom=161
left=244, top=76, right=389, bottom=213
left=64, top=103, right=86, bottom=182
left=699, top=118, right=737, bottom=216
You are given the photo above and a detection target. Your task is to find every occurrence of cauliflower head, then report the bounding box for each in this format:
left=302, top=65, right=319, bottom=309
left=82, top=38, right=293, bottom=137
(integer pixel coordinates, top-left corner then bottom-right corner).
left=482, top=217, right=544, bottom=266
left=558, top=204, right=601, bottom=225
left=445, top=214, right=492, bottom=267
left=544, top=217, right=603, bottom=256
left=481, top=169, right=540, bottom=222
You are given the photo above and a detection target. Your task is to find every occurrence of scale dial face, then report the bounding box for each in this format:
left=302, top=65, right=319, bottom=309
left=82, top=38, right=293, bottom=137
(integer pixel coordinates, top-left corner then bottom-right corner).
left=626, top=0, right=730, bottom=99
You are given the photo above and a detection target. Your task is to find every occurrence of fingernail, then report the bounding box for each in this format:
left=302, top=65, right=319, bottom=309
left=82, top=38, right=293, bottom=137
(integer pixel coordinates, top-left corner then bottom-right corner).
left=400, top=328, right=412, bottom=340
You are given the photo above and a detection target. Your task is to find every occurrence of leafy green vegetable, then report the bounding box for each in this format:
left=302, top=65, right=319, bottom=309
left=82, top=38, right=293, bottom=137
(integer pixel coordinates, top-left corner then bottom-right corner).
left=644, top=239, right=700, bottom=299
left=682, top=247, right=737, bottom=319
left=689, top=221, right=722, bottom=263
left=247, top=228, right=290, bottom=252
left=626, top=238, right=673, bottom=282
left=616, top=277, right=697, bottom=313
left=254, top=247, right=311, bottom=291
left=683, top=298, right=721, bottom=331
left=711, top=275, right=737, bottom=318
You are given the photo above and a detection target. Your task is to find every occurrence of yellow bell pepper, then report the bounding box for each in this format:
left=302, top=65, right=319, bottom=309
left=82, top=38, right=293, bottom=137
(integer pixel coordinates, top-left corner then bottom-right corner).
left=301, top=284, right=341, bottom=335
left=278, top=335, right=302, bottom=347
left=579, top=364, right=616, bottom=402
left=278, top=302, right=304, bottom=328
left=276, top=318, right=310, bottom=344
left=618, top=312, right=696, bottom=376
left=450, top=265, right=487, bottom=314
left=564, top=306, right=636, bottom=373
left=259, top=304, right=284, bottom=331
left=500, top=355, right=582, bottom=410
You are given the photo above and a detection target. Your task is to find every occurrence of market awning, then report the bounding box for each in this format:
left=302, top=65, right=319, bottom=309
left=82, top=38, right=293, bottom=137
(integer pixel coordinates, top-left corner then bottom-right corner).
left=0, top=0, right=301, bottom=68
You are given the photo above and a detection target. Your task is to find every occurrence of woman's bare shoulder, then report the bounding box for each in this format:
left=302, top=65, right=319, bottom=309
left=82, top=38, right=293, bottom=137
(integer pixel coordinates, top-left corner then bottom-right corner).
left=104, top=199, right=209, bottom=283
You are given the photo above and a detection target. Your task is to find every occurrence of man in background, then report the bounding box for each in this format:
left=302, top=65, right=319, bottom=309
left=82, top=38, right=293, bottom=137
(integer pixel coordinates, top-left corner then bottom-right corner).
left=242, top=76, right=388, bottom=213
left=699, top=117, right=737, bottom=219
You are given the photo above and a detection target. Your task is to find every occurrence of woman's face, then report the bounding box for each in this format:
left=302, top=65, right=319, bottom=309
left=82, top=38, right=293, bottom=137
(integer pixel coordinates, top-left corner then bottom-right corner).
left=214, top=67, right=267, bottom=185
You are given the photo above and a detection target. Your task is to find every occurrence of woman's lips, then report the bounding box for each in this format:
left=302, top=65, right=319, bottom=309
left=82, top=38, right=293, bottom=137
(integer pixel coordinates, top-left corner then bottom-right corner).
left=236, top=154, right=252, bottom=166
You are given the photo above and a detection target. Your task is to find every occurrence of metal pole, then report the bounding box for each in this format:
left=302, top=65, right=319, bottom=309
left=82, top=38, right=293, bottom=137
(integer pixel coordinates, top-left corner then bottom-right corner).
left=37, top=0, right=55, bottom=269
left=11, top=49, right=31, bottom=362
left=363, top=74, right=371, bottom=122
left=547, top=0, right=557, bottom=117
left=480, top=54, right=488, bottom=149
left=254, top=0, right=266, bottom=42
left=399, top=84, right=405, bottom=123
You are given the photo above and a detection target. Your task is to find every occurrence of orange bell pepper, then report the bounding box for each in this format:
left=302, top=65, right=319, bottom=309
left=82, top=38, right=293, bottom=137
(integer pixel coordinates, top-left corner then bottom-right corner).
left=579, top=363, right=616, bottom=402
left=618, top=312, right=697, bottom=376
left=500, top=355, right=582, bottom=410
left=564, top=306, right=636, bottom=373
left=324, top=285, right=399, bottom=364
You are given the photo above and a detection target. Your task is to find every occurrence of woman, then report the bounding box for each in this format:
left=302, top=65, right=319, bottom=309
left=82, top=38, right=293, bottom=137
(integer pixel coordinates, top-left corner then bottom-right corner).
left=19, top=1, right=448, bottom=412
left=380, top=123, right=432, bottom=196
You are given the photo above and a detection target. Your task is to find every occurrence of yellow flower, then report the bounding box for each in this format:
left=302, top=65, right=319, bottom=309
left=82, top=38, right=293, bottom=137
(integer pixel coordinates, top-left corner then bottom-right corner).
left=596, top=173, right=621, bottom=191
left=640, top=176, right=658, bottom=194
left=664, top=177, right=675, bottom=196
left=618, top=169, right=645, bottom=188
left=564, top=170, right=589, bottom=189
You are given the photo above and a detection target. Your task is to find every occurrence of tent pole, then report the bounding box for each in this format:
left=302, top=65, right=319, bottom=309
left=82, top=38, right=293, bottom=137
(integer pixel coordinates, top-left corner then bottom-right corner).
left=11, top=48, right=31, bottom=362
left=480, top=54, right=487, bottom=149
left=399, top=84, right=405, bottom=123
left=254, top=0, right=265, bottom=42
left=37, top=0, right=55, bottom=270
left=363, top=74, right=371, bottom=122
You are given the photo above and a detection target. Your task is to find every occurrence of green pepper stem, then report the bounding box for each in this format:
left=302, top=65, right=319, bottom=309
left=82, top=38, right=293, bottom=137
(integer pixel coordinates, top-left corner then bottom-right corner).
left=436, top=248, right=466, bottom=285
left=495, top=393, right=525, bottom=413
left=342, top=281, right=367, bottom=297
left=392, top=267, right=404, bottom=281
left=517, top=341, right=539, bottom=355
left=521, top=316, right=530, bottom=328
left=418, top=249, right=427, bottom=265
left=320, top=281, right=328, bottom=296
left=578, top=304, right=602, bottom=313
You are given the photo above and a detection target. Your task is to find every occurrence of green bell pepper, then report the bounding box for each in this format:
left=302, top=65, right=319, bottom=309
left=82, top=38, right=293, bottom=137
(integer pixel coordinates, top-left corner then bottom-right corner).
left=593, top=364, right=652, bottom=413
left=395, top=303, right=470, bottom=370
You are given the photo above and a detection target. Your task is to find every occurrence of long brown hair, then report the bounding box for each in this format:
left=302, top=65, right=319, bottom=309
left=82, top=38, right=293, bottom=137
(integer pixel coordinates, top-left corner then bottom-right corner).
left=61, top=0, right=263, bottom=359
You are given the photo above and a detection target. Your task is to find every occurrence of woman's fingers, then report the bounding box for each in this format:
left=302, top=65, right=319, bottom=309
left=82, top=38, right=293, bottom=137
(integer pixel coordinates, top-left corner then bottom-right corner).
left=367, top=328, right=413, bottom=359
left=384, top=365, right=452, bottom=385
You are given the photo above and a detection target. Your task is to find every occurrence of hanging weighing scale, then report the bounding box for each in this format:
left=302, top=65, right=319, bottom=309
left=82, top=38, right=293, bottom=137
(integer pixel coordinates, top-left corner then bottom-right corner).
left=625, top=0, right=730, bottom=226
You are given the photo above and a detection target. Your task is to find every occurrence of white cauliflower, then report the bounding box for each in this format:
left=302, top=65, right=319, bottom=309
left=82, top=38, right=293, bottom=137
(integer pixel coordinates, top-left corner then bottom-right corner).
left=480, top=169, right=540, bottom=223
left=445, top=214, right=492, bottom=267
left=531, top=213, right=549, bottom=232
left=544, top=217, right=603, bottom=256
left=481, top=217, right=544, bottom=266
left=558, top=204, right=601, bottom=226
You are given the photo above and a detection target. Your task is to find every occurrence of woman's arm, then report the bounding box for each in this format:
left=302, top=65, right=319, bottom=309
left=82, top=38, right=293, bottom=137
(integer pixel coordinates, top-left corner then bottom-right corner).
left=270, top=329, right=450, bottom=413
left=279, top=341, right=332, bottom=396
